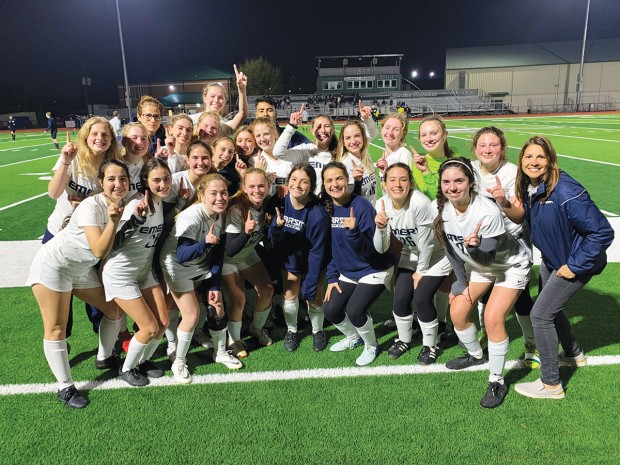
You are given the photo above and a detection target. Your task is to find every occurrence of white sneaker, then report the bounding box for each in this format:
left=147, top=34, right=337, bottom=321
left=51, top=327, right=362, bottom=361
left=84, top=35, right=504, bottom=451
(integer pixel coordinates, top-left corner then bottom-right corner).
left=171, top=359, right=192, bottom=384
left=167, top=341, right=177, bottom=363
left=330, top=335, right=364, bottom=352
left=214, top=351, right=243, bottom=370
left=249, top=324, right=272, bottom=347
left=193, top=332, right=214, bottom=349
left=558, top=350, right=587, bottom=367
left=356, top=345, right=379, bottom=366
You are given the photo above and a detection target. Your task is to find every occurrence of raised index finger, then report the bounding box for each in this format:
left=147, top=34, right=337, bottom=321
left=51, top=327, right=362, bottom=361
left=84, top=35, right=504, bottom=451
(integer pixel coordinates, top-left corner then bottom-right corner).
left=179, top=177, right=185, bottom=190
left=350, top=207, right=355, bottom=218
left=380, top=199, right=385, bottom=212
left=144, top=190, right=150, bottom=204
left=358, top=100, right=363, bottom=111
left=300, top=103, right=305, bottom=113
left=209, top=222, right=216, bottom=234
left=495, top=175, right=502, bottom=188
left=473, top=222, right=482, bottom=236
left=247, top=210, right=253, bottom=221
left=233, top=64, right=239, bottom=77
left=409, top=144, right=419, bottom=155
left=66, top=131, right=71, bottom=144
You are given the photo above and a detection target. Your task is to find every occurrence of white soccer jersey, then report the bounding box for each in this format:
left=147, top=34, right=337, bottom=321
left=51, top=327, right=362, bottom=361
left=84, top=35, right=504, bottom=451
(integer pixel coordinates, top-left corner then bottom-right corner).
left=46, top=157, right=100, bottom=235
left=442, top=194, right=531, bottom=272
left=164, top=170, right=195, bottom=212
left=252, top=151, right=305, bottom=196
left=385, top=146, right=413, bottom=168
left=103, top=197, right=164, bottom=280
left=224, top=205, right=265, bottom=264
left=341, top=153, right=377, bottom=203
left=160, top=202, right=223, bottom=283
left=374, top=191, right=448, bottom=275
left=472, top=160, right=525, bottom=238
left=124, top=158, right=144, bottom=201
left=167, top=152, right=187, bottom=174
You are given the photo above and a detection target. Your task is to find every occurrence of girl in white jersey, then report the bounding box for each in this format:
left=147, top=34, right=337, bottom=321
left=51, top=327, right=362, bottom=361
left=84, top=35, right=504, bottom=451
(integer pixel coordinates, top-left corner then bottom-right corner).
left=222, top=168, right=274, bottom=358
left=102, top=158, right=172, bottom=386
left=471, top=126, right=539, bottom=368
left=374, top=163, right=451, bottom=364
left=160, top=173, right=242, bottom=384
left=190, top=65, right=249, bottom=137
left=375, top=112, right=412, bottom=177
left=120, top=123, right=149, bottom=201
left=234, top=125, right=258, bottom=166
left=161, top=114, right=193, bottom=174
left=433, top=157, right=531, bottom=409
left=44, top=118, right=120, bottom=338
left=336, top=119, right=378, bottom=203
left=27, top=160, right=128, bottom=409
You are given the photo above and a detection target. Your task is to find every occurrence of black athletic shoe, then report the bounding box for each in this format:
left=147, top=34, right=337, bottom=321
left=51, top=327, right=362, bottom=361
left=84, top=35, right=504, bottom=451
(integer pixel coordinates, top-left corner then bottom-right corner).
left=411, top=321, right=422, bottom=340
left=58, top=385, right=89, bottom=409
left=437, top=321, right=448, bottom=343
left=480, top=381, right=508, bottom=408
left=95, top=354, right=122, bottom=370
left=312, top=331, right=329, bottom=352
left=418, top=346, right=437, bottom=365
left=445, top=352, right=485, bottom=370
left=119, top=367, right=149, bottom=387
left=284, top=331, right=299, bottom=352
left=388, top=339, right=410, bottom=359
left=138, top=360, right=164, bottom=378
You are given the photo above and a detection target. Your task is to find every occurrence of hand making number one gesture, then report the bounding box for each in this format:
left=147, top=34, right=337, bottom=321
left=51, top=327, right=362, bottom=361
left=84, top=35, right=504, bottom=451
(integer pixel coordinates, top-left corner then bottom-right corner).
left=275, top=207, right=285, bottom=228
left=135, top=190, right=150, bottom=218
left=244, top=209, right=257, bottom=234
left=486, top=175, right=506, bottom=206
left=358, top=100, right=372, bottom=119
left=343, top=207, right=356, bottom=230
left=205, top=222, right=219, bottom=245
left=463, top=222, right=482, bottom=248
left=289, top=104, right=305, bottom=126
left=375, top=199, right=388, bottom=229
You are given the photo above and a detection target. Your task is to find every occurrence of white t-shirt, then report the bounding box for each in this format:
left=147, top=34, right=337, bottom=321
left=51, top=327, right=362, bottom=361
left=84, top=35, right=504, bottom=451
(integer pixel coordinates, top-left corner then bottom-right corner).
left=341, top=153, right=377, bottom=203
left=164, top=170, right=195, bottom=212
left=252, top=151, right=305, bottom=196
left=123, top=158, right=144, bottom=201
left=385, top=146, right=413, bottom=168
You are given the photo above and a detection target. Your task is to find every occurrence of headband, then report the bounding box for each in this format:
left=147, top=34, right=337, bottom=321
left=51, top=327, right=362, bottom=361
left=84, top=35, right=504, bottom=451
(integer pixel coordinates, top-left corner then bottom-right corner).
left=442, top=159, right=474, bottom=174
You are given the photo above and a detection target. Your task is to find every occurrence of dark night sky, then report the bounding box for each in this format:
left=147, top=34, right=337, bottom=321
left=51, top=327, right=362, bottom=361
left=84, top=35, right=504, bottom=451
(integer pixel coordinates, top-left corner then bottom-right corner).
left=1, top=0, right=619, bottom=112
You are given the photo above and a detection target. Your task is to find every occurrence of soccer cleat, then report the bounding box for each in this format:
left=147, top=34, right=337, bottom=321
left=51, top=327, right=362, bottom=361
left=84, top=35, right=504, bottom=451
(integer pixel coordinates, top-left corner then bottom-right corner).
left=57, top=385, right=89, bottom=409
left=119, top=367, right=149, bottom=387
left=437, top=321, right=448, bottom=343
left=312, top=331, right=329, bottom=352
left=383, top=318, right=396, bottom=328
left=387, top=339, right=410, bottom=360
left=138, top=360, right=164, bottom=378
left=515, top=378, right=565, bottom=399
left=418, top=346, right=438, bottom=365
left=524, top=343, right=541, bottom=369
left=480, top=381, right=508, bottom=408
left=249, top=323, right=272, bottom=347
left=193, top=332, right=214, bottom=349
left=230, top=340, right=248, bottom=359
left=214, top=351, right=243, bottom=370
left=95, top=354, right=122, bottom=370
left=284, top=331, right=299, bottom=352
left=558, top=350, right=587, bottom=367
left=445, top=352, right=486, bottom=370
left=356, top=345, right=379, bottom=366
left=171, top=359, right=192, bottom=384
left=330, top=335, right=364, bottom=352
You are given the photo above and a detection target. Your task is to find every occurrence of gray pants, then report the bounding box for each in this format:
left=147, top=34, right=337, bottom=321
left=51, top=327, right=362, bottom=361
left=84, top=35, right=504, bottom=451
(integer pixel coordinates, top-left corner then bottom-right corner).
left=531, top=263, right=588, bottom=386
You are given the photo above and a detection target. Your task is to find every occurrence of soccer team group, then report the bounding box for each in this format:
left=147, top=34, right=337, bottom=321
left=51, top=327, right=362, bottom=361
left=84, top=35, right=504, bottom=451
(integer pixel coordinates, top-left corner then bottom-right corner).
left=25, top=66, right=614, bottom=410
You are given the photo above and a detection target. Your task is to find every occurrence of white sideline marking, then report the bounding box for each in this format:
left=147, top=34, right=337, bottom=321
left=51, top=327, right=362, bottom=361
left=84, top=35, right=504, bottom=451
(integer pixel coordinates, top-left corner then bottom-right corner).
left=2, top=355, right=620, bottom=396
left=0, top=193, right=47, bottom=212
left=0, top=153, right=57, bottom=168
left=0, top=143, right=55, bottom=153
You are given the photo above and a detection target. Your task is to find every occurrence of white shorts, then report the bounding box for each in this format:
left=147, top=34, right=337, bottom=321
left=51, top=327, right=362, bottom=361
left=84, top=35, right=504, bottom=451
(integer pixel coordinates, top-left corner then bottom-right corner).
left=399, top=255, right=452, bottom=277
left=222, top=252, right=262, bottom=276
left=340, top=267, right=394, bottom=291
left=26, top=252, right=101, bottom=293
left=102, top=269, right=160, bottom=301
left=467, top=265, right=530, bottom=290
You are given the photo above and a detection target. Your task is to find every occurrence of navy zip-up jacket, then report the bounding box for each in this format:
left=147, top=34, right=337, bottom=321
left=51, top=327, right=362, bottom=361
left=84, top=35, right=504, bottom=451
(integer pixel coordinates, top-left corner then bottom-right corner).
left=523, top=171, right=613, bottom=276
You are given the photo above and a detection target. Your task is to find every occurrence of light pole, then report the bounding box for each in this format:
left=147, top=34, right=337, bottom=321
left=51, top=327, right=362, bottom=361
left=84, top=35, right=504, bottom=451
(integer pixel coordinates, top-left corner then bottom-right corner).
left=81, top=73, right=91, bottom=115
left=115, top=0, right=132, bottom=120
left=575, top=0, right=591, bottom=112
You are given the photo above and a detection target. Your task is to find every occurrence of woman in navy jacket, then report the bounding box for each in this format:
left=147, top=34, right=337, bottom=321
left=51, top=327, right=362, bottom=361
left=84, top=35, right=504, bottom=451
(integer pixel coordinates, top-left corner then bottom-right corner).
left=514, top=136, right=614, bottom=400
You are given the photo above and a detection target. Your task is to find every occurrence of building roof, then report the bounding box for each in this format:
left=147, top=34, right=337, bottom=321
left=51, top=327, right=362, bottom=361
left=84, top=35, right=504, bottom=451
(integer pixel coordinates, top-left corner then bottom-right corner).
left=148, top=65, right=232, bottom=83
left=446, top=38, right=620, bottom=70
left=159, top=92, right=203, bottom=105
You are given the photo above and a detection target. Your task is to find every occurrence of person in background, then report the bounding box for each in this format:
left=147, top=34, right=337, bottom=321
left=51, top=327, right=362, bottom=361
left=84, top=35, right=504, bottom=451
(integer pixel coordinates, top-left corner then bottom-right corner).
left=44, top=111, right=60, bottom=150
left=255, top=96, right=311, bottom=148
left=110, top=111, right=122, bottom=142
left=7, top=115, right=16, bottom=140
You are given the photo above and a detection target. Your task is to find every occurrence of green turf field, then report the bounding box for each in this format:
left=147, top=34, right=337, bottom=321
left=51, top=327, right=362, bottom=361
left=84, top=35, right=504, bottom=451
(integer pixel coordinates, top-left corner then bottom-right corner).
left=1, top=114, right=619, bottom=465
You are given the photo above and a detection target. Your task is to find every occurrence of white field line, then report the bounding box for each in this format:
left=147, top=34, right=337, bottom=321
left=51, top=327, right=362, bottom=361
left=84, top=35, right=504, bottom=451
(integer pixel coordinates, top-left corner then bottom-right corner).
left=448, top=135, right=620, bottom=167
left=0, top=193, right=47, bottom=212
left=2, top=354, right=620, bottom=396
left=0, top=143, right=56, bottom=153
left=542, top=133, right=620, bottom=143
left=0, top=153, right=57, bottom=168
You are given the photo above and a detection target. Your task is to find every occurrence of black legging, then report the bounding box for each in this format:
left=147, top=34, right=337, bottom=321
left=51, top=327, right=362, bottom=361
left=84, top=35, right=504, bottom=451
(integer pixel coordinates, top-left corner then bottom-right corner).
left=393, top=268, right=445, bottom=323
left=323, top=280, right=385, bottom=327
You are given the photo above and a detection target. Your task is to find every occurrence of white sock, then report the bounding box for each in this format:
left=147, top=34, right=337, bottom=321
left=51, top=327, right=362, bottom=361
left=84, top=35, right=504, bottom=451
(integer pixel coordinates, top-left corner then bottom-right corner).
left=283, top=298, right=299, bottom=333
left=252, top=304, right=272, bottom=330
left=43, top=339, right=73, bottom=390
left=122, top=336, right=148, bottom=372
left=356, top=315, right=377, bottom=347
left=97, top=316, right=122, bottom=360
left=488, top=338, right=509, bottom=384
left=209, top=328, right=227, bottom=356
left=455, top=324, right=483, bottom=359
left=434, top=291, right=449, bottom=323
left=334, top=315, right=358, bottom=338
left=227, top=320, right=242, bottom=341
left=419, top=318, right=439, bottom=347
left=140, top=338, right=161, bottom=364
left=165, top=309, right=179, bottom=343
left=308, top=305, right=324, bottom=333
left=175, top=329, right=193, bottom=363
left=394, top=313, right=413, bottom=344
left=193, top=303, right=208, bottom=337
left=478, top=301, right=486, bottom=333
left=516, top=313, right=536, bottom=346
